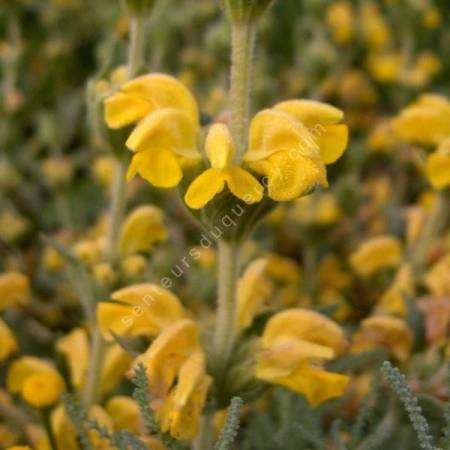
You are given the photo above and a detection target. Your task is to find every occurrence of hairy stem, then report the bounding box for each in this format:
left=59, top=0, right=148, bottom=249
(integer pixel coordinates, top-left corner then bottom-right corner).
left=213, top=240, right=240, bottom=375
left=105, top=160, right=128, bottom=262
left=128, top=14, right=146, bottom=77
left=229, top=20, right=256, bottom=163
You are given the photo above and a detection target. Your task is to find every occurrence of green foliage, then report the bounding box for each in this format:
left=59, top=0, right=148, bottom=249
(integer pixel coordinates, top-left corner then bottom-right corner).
left=63, top=393, right=93, bottom=450
left=381, top=361, right=436, bottom=450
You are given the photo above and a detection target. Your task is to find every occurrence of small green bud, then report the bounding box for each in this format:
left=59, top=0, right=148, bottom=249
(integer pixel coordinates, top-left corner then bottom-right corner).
left=123, top=0, right=155, bottom=17
left=219, top=0, right=274, bottom=23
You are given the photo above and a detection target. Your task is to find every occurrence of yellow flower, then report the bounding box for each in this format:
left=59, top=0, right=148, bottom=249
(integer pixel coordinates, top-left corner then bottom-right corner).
left=185, top=124, right=263, bottom=209
left=423, top=7, right=441, bottom=29
left=135, top=319, right=211, bottom=440
left=93, top=263, right=117, bottom=286
left=119, top=205, right=168, bottom=255
left=351, top=316, right=413, bottom=361
left=392, top=94, right=450, bottom=146
left=157, top=351, right=211, bottom=440
left=318, top=254, right=351, bottom=291
left=256, top=309, right=349, bottom=406
left=367, top=51, right=403, bottom=83
left=120, top=254, right=148, bottom=278
left=0, top=318, right=17, bottom=362
left=236, top=258, right=272, bottom=331
left=424, top=254, right=450, bottom=297
left=73, top=239, right=104, bottom=265
left=22, top=372, right=65, bottom=408
left=7, top=357, right=65, bottom=408
left=92, top=155, right=115, bottom=188
left=426, top=137, right=450, bottom=190
left=349, top=235, right=403, bottom=277
left=404, top=52, right=441, bottom=88
left=376, top=265, right=414, bottom=317
left=51, top=403, right=117, bottom=450
left=106, top=396, right=140, bottom=433
left=244, top=100, right=348, bottom=201
left=42, top=246, right=64, bottom=272
left=360, top=2, right=391, bottom=49
left=104, top=74, right=201, bottom=188
left=265, top=254, right=301, bottom=285
left=0, top=272, right=29, bottom=312
left=56, top=328, right=89, bottom=391
left=41, top=158, right=73, bottom=188
left=105, top=73, right=198, bottom=129
left=51, top=404, right=79, bottom=450
left=98, top=283, right=185, bottom=340
left=326, top=1, right=354, bottom=44
left=367, top=120, right=398, bottom=153
left=0, top=211, right=30, bottom=243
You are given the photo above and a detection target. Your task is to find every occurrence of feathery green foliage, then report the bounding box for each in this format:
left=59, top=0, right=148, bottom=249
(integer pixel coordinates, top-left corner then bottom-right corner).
left=214, top=397, right=244, bottom=450
left=131, top=363, right=187, bottom=450
left=381, top=361, right=435, bottom=450
left=63, top=393, right=93, bottom=450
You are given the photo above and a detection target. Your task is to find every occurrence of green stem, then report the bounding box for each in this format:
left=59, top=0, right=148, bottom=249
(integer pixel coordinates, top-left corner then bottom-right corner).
left=42, top=409, right=58, bottom=450
left=128, top=14, right=146, bottom=77
left=83, top=327, right=106, bottom=407
left=105, top=159, right=128, bottom=262
left=229, top=20, right=256, bottom=163
left=409, top=189, right=450, bottom=276
left=213, top=240, right=240, bottom=376
left=193, top=410, right=215, bottom=450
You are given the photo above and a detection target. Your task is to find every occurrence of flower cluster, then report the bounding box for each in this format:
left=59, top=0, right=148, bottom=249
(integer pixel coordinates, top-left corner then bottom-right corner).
left=104, top=74, right=348, bottom=206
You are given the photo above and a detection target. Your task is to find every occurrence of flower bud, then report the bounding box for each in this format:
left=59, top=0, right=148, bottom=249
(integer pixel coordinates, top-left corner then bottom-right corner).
left=219, top=0, right=273, bottom=22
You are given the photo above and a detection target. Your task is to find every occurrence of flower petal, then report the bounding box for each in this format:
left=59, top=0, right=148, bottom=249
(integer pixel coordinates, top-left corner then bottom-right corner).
left=119, top=205, right=168, bottom=256
left=126, top=108, right=199, bottom=160
left=122, top=74, right=199, bottom=125
left=315, top=124, right=349, bottom=164
left=7, top=357, right=57, bottom=394
left=129, top=148, right=183, bottom=188
left=236, top=258, right=271, bottom=331
left=426, top=151, right=450, bottom=190
left=205, top=124, right=235, bottom=169
left=56, top=328, right=89, bottom=391
left=184, top=168, right=225, bottom=209
left=136, top=320, right=200, bottom=400
left=104, top=92, right=152, bottom=129
left=251, top=151, right=327, bottom=202
left=263, top=365, right=350, bottom=407
left=275, top=99, right=344, bottom=128
left=246, top=109, right=319, bottom=162
left=261, top=308, right=347, bottom=355
left=0, top=318, right=17, bottom=362
left=110, top=283, right=185, bottom=333
left=225, top=166, right=264, bottom=204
